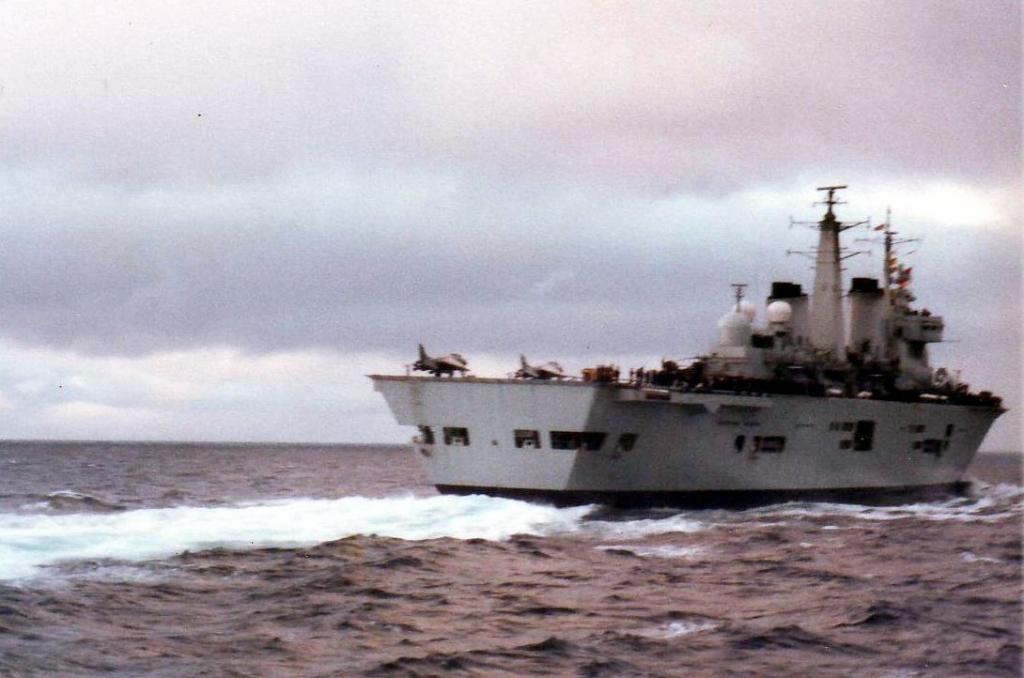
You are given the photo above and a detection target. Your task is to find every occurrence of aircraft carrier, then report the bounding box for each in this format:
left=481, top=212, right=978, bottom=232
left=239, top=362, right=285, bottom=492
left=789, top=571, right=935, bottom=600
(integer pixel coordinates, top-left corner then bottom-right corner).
left=371, top=186, right=1004, bottom=506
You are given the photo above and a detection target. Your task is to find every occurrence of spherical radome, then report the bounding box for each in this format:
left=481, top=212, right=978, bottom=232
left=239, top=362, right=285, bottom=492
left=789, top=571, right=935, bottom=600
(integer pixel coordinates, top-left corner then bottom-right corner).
left=737, top=300, right=757, bottom=321
left=766, top=300, right=793, bottom=324
left=717, top=311, right=752, bottom=346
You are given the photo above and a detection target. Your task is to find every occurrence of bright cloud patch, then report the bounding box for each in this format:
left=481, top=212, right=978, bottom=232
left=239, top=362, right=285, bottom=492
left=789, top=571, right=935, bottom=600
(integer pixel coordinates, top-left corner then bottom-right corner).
left=0, top=342, right=408, bottom=442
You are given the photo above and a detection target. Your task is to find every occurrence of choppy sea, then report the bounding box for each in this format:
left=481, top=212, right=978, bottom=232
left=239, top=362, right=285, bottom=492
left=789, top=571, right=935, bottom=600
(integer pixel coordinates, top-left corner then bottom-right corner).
left=0, top=441, right=1020, bottom=677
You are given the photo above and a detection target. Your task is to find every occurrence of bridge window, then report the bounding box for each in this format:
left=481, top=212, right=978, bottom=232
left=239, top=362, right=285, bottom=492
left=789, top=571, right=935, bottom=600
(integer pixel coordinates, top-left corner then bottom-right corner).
left=853, top=420, right=875, bottom=451
left=921, top=439, right=943, bottom=456
left=945, top=424, right=955, bottom=438
left=443, top=427, right=470, bottom=446
left=734, top=435, right=746, bottom=453
left=514, top=429, right=541, bottom=449
left=550, top=431, right=606, bottom=451
left=753, top=436, right=786, bottom=453
left=417, top=426, right=435, bottom=445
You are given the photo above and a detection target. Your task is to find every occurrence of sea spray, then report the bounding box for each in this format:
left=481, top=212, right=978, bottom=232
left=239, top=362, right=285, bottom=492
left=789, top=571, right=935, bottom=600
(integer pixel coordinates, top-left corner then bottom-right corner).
left=0, top=494, right=592, bottom=581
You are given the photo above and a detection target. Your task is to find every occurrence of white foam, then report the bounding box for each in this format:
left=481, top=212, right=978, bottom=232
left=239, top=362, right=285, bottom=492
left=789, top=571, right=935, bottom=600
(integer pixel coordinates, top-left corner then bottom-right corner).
left=749, top=482, right=1024, bottom=524
left=584, top=514, right=705, bottom=539
left=633, top=619, right=717, bottom=639
left=47, top=490, right=92, bottom=500
left=0, top=494, right=592, bottom=581
left=17, top=501, right=51, bottom=512
left=596, top=544, right=705, bottom=559
left=960, top=551, right=1003, bottom=564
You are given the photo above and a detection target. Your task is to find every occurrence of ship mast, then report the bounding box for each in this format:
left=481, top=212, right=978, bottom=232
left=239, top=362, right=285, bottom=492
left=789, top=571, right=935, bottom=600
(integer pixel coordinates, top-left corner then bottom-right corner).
left=874, top=208, right=921, bottom=362
left=876, top=208, right=920, bottom=303
left=881, top=207, right=893, bottom=292
left=730, top=283, right=748, bottom=311
left=809, top=185, right=855, bottom=358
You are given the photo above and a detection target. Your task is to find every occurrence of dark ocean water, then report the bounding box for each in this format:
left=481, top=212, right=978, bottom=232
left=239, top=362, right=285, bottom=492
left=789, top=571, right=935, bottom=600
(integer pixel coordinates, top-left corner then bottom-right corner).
left=0, top=441, right=1020, bottom=677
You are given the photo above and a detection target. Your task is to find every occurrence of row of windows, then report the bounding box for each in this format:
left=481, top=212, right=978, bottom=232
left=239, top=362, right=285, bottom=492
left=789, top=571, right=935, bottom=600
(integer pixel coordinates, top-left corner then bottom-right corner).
left=419, top=421, right=956, bottom=455
left=914, top=425, right=955, bottom=456
left=419, top=426, right=638, bottom=452
left=550, top=431, right=606, bottom=451
left=834, top=420, right=959, bottom=454
left=416, top=426, right=470, bottom=446
left=734, top=429, right=961, bottom=457
left=830, top=420, right=876, bottom=451
left=906, top=424, right=956, bottom=436
left=734, top=435, right=786, bottom=453
left=444, top=427, right=469, bottom=446
left=819, top=421, right=957, bottom=437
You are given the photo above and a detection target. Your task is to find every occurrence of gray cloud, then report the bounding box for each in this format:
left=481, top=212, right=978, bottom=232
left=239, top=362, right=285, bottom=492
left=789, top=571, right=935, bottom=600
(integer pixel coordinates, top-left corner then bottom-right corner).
left=0, top=170, right=1015, bottom=359
left=1, top=1, right=1019, bottom=189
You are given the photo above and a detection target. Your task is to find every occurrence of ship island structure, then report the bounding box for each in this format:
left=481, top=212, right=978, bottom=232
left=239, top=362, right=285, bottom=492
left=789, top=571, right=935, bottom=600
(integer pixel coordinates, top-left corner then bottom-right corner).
left=371, top=186, right=1004, bottom=506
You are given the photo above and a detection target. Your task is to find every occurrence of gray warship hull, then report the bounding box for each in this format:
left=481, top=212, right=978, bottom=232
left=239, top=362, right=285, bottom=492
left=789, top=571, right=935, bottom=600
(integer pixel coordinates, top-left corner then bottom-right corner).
left=372, top=375, right=1001, bottom=506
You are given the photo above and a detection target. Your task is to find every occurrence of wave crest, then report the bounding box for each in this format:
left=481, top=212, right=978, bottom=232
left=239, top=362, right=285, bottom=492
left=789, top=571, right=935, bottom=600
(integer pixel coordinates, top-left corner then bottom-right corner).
left=0, top=494, right=591, bottom=581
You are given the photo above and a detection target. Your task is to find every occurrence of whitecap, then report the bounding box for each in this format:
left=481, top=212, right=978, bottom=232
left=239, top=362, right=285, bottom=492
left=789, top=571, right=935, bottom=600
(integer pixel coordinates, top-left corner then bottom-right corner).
left=596, top=544, right=705, bottom=559
left=0, top=494, right=592, bottom=582
left=633, top=619, right=717, bottom=639
left=960, top=551, right=1003, bottom=564
left=746, top=482, right=1023, bottom=525
left=583, top=514, right=705, bottom=540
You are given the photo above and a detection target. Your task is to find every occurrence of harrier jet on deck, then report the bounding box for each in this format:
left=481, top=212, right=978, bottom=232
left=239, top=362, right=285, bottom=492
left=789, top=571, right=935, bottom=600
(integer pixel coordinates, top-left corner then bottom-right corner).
left=515, top=355, right=566, bottom=380
left=413, top=344, right=469, bottom=377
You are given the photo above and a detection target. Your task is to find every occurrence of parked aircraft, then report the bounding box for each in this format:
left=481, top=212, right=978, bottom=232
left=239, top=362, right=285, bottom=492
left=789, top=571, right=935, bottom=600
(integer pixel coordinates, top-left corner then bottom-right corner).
left=515, top=354, right=565, bottom=380
left=413, top=344, right=469, bottom=377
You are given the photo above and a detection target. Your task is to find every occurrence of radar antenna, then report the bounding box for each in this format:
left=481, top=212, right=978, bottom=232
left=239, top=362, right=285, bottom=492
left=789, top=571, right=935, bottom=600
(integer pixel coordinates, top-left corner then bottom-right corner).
left=791, top=185, right=868, bottom=234
left=815, top=185, right=848, bottom=218
left=730, top=283, right=748, bottom=310
left=789, top=184, right=868, bottom=262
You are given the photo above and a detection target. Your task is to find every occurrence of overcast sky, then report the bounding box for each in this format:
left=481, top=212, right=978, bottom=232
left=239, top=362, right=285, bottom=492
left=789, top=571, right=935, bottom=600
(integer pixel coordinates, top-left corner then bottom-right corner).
left=0, top=1, right=1020, bottom=448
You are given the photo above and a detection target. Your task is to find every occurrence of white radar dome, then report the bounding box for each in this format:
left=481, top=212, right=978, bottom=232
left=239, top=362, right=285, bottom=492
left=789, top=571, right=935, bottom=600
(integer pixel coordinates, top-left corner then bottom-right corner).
left=717, top=311, right=752, bottom=347
left=737, top=300, right=757, bottom=322
left=766, top=300, right=793, bottom=324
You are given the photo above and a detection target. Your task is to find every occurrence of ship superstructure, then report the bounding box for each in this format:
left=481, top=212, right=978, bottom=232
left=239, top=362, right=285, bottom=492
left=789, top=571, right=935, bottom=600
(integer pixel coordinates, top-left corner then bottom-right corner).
left=371, top=187, right=1003, bottom=506
left=693, top=186, right=980, bottom=403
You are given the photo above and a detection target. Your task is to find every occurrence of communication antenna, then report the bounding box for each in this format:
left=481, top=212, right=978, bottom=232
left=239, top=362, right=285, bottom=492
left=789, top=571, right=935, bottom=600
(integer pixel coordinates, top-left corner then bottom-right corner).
left=857, top=207, right=921, bottom=290
left=790, top=185, right=869, bottom=263
left=815, top=184, right=848, bottom=217
left=790, top=185, right=868, bottom=233
left=730, top=283, right=748, bottom=309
